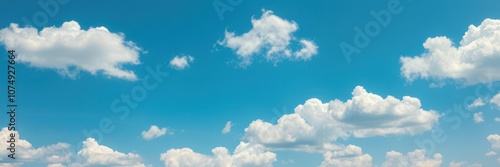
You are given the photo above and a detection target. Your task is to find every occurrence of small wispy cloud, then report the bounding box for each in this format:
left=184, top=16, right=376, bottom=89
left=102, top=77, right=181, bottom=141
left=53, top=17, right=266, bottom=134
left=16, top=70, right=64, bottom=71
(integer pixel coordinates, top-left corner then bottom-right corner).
left=141, top=125, right=168, bottom=140
left=169, top=55, right=194, bottom=70
left=222, top=121, right=233, bottom=134
left=467, top=98, right=485, bottom=110
left=474, top=112, right=484, bottom=123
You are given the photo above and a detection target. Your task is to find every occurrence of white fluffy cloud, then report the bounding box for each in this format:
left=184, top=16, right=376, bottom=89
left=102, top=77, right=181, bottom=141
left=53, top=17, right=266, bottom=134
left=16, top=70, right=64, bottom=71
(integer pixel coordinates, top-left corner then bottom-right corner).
left=142, top=125, right=168, bottom=140
left=488, top=134, right=500, bottom=150
left=487, top=134, right=500, bottom=164
left=0, top=128, right=72, bottom=166
left=320, top=147, right=446, bottom=167
left=400, top=18, right=500, bottom=86
left=0, top=21, right=142, bottom=80
left=73, top=138, right=145, bottom=167
left=218, top=10, right=318, bottom=66
left=491, top=92, right=500, bottom=108
left=473, top=112, right=484, bottom=123
left=495, top=118, right=500, bottom=122
left=468, top=98, right=485, bottom=109
left=170, top=55, right=194, bottom=70
left=244, top=86, right=439, bottom=152
left=160, top=142, right=276, bottom=167
left=381, top=149, right=442, bottom=167
left=1, top=128, right=146, bottom=167
left=319, top=145, right=373, bottom=167
left=222, top=121, right=233, bottom=134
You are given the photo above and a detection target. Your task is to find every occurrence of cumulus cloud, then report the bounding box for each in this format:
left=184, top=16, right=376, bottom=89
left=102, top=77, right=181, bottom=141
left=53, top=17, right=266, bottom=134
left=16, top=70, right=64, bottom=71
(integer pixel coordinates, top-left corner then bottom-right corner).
left=400, top=18, right=500, bottom=86
left=142, top=125, right=168, bottom=140
left=474, top=112, right=484, bottom=123
left=320, top=147, right=446, bottom=167
left=495, top=118, right=500, bottom=122
left=0, top=128, right=72, bottom=166
left=0, top=128, right=146, bottom=166
left=468, top=98, right=485, bottom=109
left=381, top=149, right=442, bottom=167
left=222, top=121, right=233, bottom=134
left=243, top=86, right=439, bottom=152
left=491, top=92, right=500, bottom=108
left=319, top=145, right=373, bottom=167
left=488, top=134, right=500, bottom=150
left=218, top=10, right=318, bottom=67
left=170, top=55, right=194, bottom=70
left=0, top=21, right=142, bottom=80
left=160, top=142, right=276, bottom=167
left=73, top=138, right=145, bottom=167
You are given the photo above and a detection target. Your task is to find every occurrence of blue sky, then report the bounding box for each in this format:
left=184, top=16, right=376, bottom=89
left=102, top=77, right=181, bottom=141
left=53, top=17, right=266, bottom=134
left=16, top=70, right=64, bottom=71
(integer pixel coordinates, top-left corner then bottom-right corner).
left=1, top=0, right=500, bottom=166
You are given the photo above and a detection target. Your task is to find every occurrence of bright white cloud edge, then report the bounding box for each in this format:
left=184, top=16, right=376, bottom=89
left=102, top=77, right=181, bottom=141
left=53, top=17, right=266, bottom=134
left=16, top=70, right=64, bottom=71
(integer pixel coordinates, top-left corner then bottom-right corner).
left=169, top=55, right=194, bottom=70
left=243, top=85, right=440, bottom=152
left=0, top=20, right=142, bottom=80
left=0, top=128, right=146, bottom=167
left=218, top=10, right=318, bottom=67
left=400, top=18, right=500, bottom=86
left=141, top=125, right=168, bottom=140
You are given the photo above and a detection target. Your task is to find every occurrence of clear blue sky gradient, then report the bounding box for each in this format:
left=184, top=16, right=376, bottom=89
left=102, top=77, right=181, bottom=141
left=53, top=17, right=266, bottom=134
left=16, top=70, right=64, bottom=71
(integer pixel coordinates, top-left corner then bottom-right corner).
left=1, top=0, right=500, bottom=166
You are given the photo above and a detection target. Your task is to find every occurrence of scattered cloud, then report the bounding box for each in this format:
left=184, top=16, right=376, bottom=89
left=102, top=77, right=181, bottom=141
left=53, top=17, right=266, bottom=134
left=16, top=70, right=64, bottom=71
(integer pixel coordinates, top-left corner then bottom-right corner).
left=468, top=98, right=485, bottom=109
left=280, top=159, right=295, bottom=165
left=160, top=142, right=276, bottom=167
left=381, top=149, right=442, bottom=167
left=73, top=138, right=146, bottom=167
left=474, top=112, right=484, bottom=123
left=486, top=151, right=497, bottom=157
left=0, top=21, right=142, bottom=80
left=169, top=55, right=194, bottom=70
left=320, top=147, right=446, bottom=167
left=218, top=10, right=318, bottom=67
left=294, top=39, right=318, bottom=60
left=491, top=92, right=500, bottom=108
left=0, top=162, right=23, bottom=167
left=222, top=121, right=233, bottom=134
left=0, top=128, right=72, bottom=166
left=448, top=161, right=482, bottom=167
left=142, top=125, right=168, bottom=140
left=400, top=18, right=500, bottom=86
left=487, top=134, right=500, bottom=150
left=320, top=145, right=373, bottom=167
left=243, top=86, right=439, bottom=152
left=487, top=134, right=500, bottom=165
left=495, top=117, right=500, bottom=122
left=0, top=128, right=146, bottom=167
